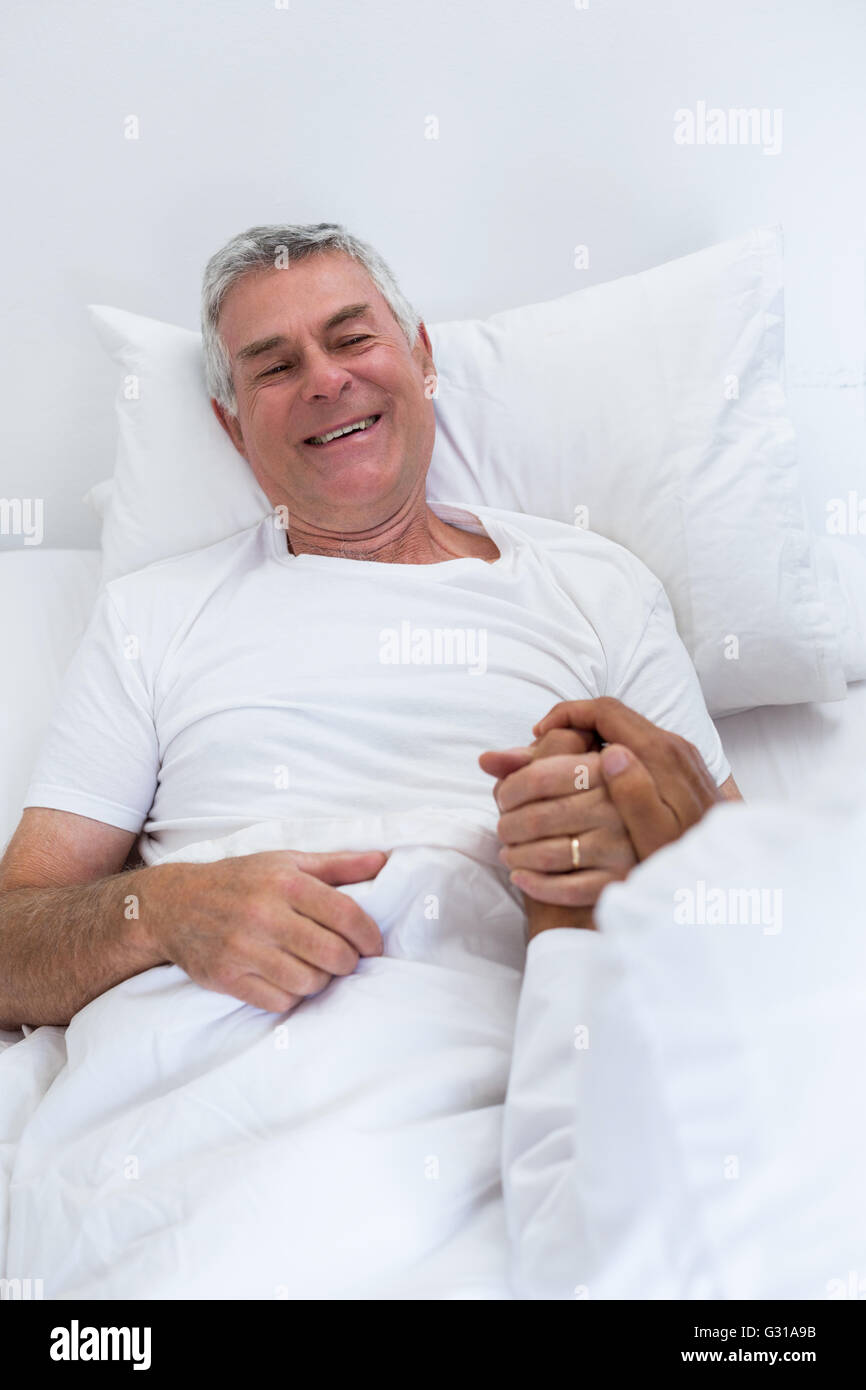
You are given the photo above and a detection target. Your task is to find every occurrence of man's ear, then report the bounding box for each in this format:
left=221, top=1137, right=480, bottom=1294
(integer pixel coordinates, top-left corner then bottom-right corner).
left=414, top=321, right=435, bottom=369
left=210, top=397, right=248, bottom=459
left=414, top=321, right=437, bottom=398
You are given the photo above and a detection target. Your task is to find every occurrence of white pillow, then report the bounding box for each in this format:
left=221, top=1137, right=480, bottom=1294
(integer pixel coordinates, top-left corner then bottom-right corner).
left=87, top=225, right=847, bottom=716
left=81, top=477, right=114, bottom=521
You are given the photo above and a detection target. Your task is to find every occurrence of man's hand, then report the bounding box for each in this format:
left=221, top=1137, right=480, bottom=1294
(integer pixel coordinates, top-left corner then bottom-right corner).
left=480, top=698, right=740, bottom=937
left=480, top=727, right=632, bottom=937
left=534, top=696, right=736, bottom=855
left=480, top=731, right=637, bottom=898
left=142, top=848, right=387, bottom=1013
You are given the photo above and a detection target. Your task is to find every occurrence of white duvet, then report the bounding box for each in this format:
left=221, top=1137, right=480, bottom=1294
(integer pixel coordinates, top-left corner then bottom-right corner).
left=3, top=795, right=865, bottom=1302
left=1, top=808, right=524, bottom=1300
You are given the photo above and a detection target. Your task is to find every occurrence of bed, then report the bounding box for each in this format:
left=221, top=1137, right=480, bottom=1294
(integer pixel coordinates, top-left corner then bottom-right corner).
left=2, top=224, right=866, bottom=1298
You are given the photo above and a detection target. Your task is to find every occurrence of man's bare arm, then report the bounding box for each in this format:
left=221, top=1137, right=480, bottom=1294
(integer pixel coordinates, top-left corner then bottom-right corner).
left=0, top=808, right=170, bottom=1029
left=0, top=806, right=387, bottom=1031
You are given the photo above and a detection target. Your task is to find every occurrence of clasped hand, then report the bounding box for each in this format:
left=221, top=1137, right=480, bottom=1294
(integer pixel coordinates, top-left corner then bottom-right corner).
left=479, top=697, right=727, bottom=935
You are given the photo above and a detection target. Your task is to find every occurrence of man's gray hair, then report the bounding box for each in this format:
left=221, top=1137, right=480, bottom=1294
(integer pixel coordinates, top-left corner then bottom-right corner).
left=201, top=222, right=422, bottom=415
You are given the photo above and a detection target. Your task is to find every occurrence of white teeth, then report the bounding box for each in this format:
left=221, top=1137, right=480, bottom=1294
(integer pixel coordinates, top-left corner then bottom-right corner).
left=308, top=414, right=378, bottom=445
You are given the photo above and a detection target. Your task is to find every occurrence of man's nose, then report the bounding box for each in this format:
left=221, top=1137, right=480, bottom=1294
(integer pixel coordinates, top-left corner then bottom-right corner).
left=298, top=345, right=353, bottom=401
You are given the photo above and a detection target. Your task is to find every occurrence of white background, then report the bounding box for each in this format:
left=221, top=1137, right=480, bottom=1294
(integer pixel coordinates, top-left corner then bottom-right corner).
left=1, top=0, right=864, bottom=550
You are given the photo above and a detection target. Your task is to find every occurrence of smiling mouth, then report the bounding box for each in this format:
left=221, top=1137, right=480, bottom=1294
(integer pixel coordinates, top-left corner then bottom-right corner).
left=304, top=413, right=382, bottom=447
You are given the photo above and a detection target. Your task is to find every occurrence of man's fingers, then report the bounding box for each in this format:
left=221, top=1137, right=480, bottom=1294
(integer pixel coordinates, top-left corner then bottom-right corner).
left=533, top=696, right=658, bottom=746
left=494, top=751, right=602, bottom=813
left=529, top=722, right=599, bottom=755
left=274, top=913, right=366, bottom=976
left=222, top=974, right=302, bottom=1015
left=483, top=732, right=600, bottom=816
left=531, top=728, right=594, bottom=758
left=499, top=823, right=637, bottom=875
left=254, top=945, right=335, bottom=997
left=497, top=784, right=619, bottom=845
left=478, top=747, right=535, bottom=790
left=270, top=864, right=384, bottom=958
left=222, top=939, right=336, bottom=1003
left=479, top=746, right=537, bottom=810
left=534, top=698, right=720, bottom=830
left=599, top=744, right=680, bottom=859
left=510, top=867, right=619, bottom=907
left=288, top=849, right=389, bottom=886
left=480, top=729, right=592, bottom=786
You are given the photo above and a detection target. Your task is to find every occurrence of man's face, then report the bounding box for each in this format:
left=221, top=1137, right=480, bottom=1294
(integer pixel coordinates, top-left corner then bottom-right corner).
left=213, top=252, right=437, bottom=531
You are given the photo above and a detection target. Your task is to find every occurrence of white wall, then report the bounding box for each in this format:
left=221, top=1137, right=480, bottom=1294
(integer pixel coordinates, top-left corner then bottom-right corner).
left=1, top=0, right=864, bottom=550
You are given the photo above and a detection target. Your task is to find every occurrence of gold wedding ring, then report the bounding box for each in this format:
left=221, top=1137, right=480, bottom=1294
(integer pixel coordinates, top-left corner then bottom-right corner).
left=570, top=836, right=581, bottom=869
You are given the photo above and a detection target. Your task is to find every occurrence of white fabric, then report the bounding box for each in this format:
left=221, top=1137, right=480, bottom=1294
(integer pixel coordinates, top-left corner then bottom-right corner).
left=813, top=535, right=866, bottom=683
left=503, top=793, right=866, bottom=1300
left=87, top=226, right=849, bottom=716
left=4, top=547, right=863, bottom=868
left=0, top=550, right=101, bottom=855
left=6, top=786, right=864, bottom=1299
left=715, top=677, right=866, bottom=805
left=2, top=809, right=522, bottom=1300
left=23, top=502, right=730, bottom=864
left=81, top=476, right=114, bottom=522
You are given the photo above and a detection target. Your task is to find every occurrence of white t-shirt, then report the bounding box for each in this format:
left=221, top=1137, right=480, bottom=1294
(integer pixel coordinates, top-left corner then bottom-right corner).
left=24, top=501, right=730, bottom=863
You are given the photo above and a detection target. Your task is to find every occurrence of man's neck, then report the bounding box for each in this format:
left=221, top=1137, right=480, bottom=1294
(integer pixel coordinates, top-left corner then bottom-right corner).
left=286, top=501, right=499, bottom=565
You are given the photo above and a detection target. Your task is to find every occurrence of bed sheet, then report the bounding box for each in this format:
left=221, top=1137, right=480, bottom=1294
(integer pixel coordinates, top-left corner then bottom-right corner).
left=713, top=679, right=866, bottom=805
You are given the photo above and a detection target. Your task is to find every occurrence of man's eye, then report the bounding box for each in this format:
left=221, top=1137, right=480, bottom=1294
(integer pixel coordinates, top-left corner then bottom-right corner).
left=261, top=338, right=370, bottom=377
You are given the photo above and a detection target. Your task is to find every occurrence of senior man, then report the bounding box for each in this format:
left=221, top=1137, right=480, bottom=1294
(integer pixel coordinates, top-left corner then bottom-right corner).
left=0, top=223, right=739, bottom=1030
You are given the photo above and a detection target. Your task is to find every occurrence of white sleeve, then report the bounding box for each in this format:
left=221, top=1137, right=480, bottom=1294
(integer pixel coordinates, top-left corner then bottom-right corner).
left=505, top=800, right=866, bottom=1300
left=608, top=583, right=730, bottom=786
left=505, top=924, right=688, bottom=1300
left=23, top=587, right=159, bottom=832
left=502, top=928, right=609, bottom=1300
